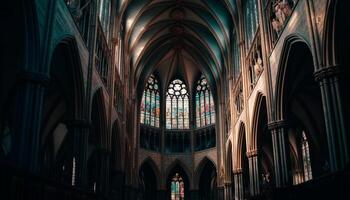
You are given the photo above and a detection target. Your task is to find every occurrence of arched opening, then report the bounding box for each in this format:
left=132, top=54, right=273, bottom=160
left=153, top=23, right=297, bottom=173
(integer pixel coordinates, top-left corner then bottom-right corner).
left=139, top=160, right=158, bottom=200
left=110, top=120, right=124, bottom=198
left=255, top=96, right=274, bottom=192
left=281, top=41, right=328, bottom=182
left=40, top=40, right=83, bottom=185
left=167, top=163, right=190, bottom=200
left=238, top=124, right=250, bottom=198
left=198, top=158, right=217, bottom=200
left=87, top=89, right=107, bottom=192
left=226, top=141, right=234, bottom=197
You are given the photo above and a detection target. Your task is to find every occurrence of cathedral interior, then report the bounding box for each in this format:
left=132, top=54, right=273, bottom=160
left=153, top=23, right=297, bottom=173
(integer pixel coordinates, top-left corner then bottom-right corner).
left=1, top=0, right=350, bottom=199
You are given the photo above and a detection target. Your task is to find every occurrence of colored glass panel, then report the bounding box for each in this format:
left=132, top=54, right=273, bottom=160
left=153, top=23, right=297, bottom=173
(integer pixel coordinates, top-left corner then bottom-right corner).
left=140, top=75, right=160, bottom=128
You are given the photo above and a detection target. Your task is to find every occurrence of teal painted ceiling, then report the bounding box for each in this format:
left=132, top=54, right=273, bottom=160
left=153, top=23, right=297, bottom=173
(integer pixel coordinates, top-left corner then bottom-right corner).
left=119, top=0, right=240, bottom=92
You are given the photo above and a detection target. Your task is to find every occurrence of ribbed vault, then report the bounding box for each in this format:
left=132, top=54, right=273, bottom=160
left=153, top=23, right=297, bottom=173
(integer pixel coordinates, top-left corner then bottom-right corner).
left=119, top=0, right=239, bottom=95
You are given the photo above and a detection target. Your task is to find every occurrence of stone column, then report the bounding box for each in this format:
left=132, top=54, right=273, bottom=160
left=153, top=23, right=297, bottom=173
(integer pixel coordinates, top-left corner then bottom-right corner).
left=268, top=120, right=289, bottom=187
left=65, top=119, right=90, bottom=188
left=233, top=169, right=243, bottom=200
left=314, top=65, right=349, bottom=171
left=217, top=185, right=225, bottom=200
left=247, top=150, right=260, bottom=196
left=224, top=181, right=233, bottom=200
left=11, top=71, right=49, bottom=173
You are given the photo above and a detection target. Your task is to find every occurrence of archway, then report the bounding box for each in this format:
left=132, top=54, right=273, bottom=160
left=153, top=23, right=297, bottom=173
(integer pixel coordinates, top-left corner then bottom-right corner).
left=40, top=39, right=84, bottom=185
left=255, top=96, right=274, bottom=192
left=87, top=89, right=108, bottom=192
left=139, top=159, right=158, bottom=200
left=110, top=120, right=124, bottom=198
left=167, top=162, right=190, bottom=200
left=237, top=123, right=249, bottom=199
left=198, top=158, right=217, bottom=200
left=226, top=141, right=234, bottom=198
left=279, top=40, right=328, bottom=183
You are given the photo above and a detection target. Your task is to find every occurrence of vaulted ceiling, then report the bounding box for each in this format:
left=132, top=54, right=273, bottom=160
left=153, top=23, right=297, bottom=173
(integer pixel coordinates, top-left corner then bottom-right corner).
left=119, top=0, right=240, bottom=94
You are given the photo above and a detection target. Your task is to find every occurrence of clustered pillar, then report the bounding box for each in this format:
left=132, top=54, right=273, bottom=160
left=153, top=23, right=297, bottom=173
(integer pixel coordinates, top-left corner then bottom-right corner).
left=247, top=150, right=259, bottom=196
left=268, top=120, right=289, bottom=187
left=314, top=65, right=349, bottom=171
left=233, top=169, right=243, bottom=200
left=11, top=71, right=49, bottom=173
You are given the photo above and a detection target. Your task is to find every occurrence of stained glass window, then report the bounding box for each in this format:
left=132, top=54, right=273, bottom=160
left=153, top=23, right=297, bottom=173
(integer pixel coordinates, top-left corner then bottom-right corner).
left=301, top=131, right=312, bottom=181
left=244, top=0, right=259, bottom=48
left=166, top=79, right=189, bottom=129
left=140, top=75, right=160, bottom=127
left=196, top=75, right=215, bottom=127
left=171, top=173, right=185, bottom=200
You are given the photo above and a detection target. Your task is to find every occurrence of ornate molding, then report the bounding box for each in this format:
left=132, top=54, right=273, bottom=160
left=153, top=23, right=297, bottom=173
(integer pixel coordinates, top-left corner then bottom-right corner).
left=246, top=149, right=258, bottom=158
left=267, top=120, right=288, bottom=130
left=314, top=65, right=341, bottom=82
left=233, top=168, right=242, bottom=174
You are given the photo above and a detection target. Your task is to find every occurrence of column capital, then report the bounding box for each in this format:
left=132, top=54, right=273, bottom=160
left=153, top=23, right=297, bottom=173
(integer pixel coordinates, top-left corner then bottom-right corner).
left=267, top=120, right=288, bottom=130
left=314, top=64, right=341, bottom=82
left=19, top=71, right=50, bottom=86
left=233, top=168, right=242, bottom=174
left=246, top=149, right=258, bottom=158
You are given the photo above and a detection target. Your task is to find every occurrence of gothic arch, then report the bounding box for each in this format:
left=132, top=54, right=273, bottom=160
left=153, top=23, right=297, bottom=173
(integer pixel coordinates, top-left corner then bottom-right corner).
left=235, top=122, right=247, bottom=169
left=39, top=38, right=85, bottom=182
left=91, top=88, right=108, bottom=149
left=166, top=159, right=191, bottom=199
left=196, top=157, right=218, bottom=200
left=274, top=35, right=313, bottom=120
left=139, top=157, right=161, bottom=190
left=251, top=92, right=267, bottom=150
left=111, top=119, right=123, bottom=171
left=194, top=157, right=217, bottom=189
left=275, top=36, right=328, bottom=179
left=226, top=140, right=233, bottom=181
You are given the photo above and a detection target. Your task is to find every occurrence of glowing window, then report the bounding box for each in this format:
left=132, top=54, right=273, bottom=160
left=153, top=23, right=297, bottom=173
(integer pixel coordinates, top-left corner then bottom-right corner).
left=302, top=131, right=312, bottom=181
left=140, top=75, right=160, bottom=127
left=196, top=75, right=215, bottom=127
left=166, top=79, right=189, bottom=129
left=171, top=173, right=185, bottom=200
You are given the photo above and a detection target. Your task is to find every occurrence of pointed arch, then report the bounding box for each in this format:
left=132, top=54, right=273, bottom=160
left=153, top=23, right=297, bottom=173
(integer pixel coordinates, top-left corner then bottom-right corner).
left=166, top=159, right=191, bottom=199
left=236, top=122, right=246, bottom=169
left=139, top=157, right=161, bottom=190
left=251, top=92, right=267, bottom=151
left=194, top=156, right=217, bottom=189
left=111, top=118, right=123, bottom=171
left=91, top=88, right=108, bottom=149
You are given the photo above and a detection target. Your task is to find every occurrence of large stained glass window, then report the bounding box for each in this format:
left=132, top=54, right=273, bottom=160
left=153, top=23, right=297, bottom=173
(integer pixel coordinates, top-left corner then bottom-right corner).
left=166, top=79, right=189, bottom=129
left=140, top=75, right=160, bottom=127
left=196, top=75, right=215, bottom=127
left=171, top=173, right=185, bottom=200
left=302, top=131, right=312, bottom=181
